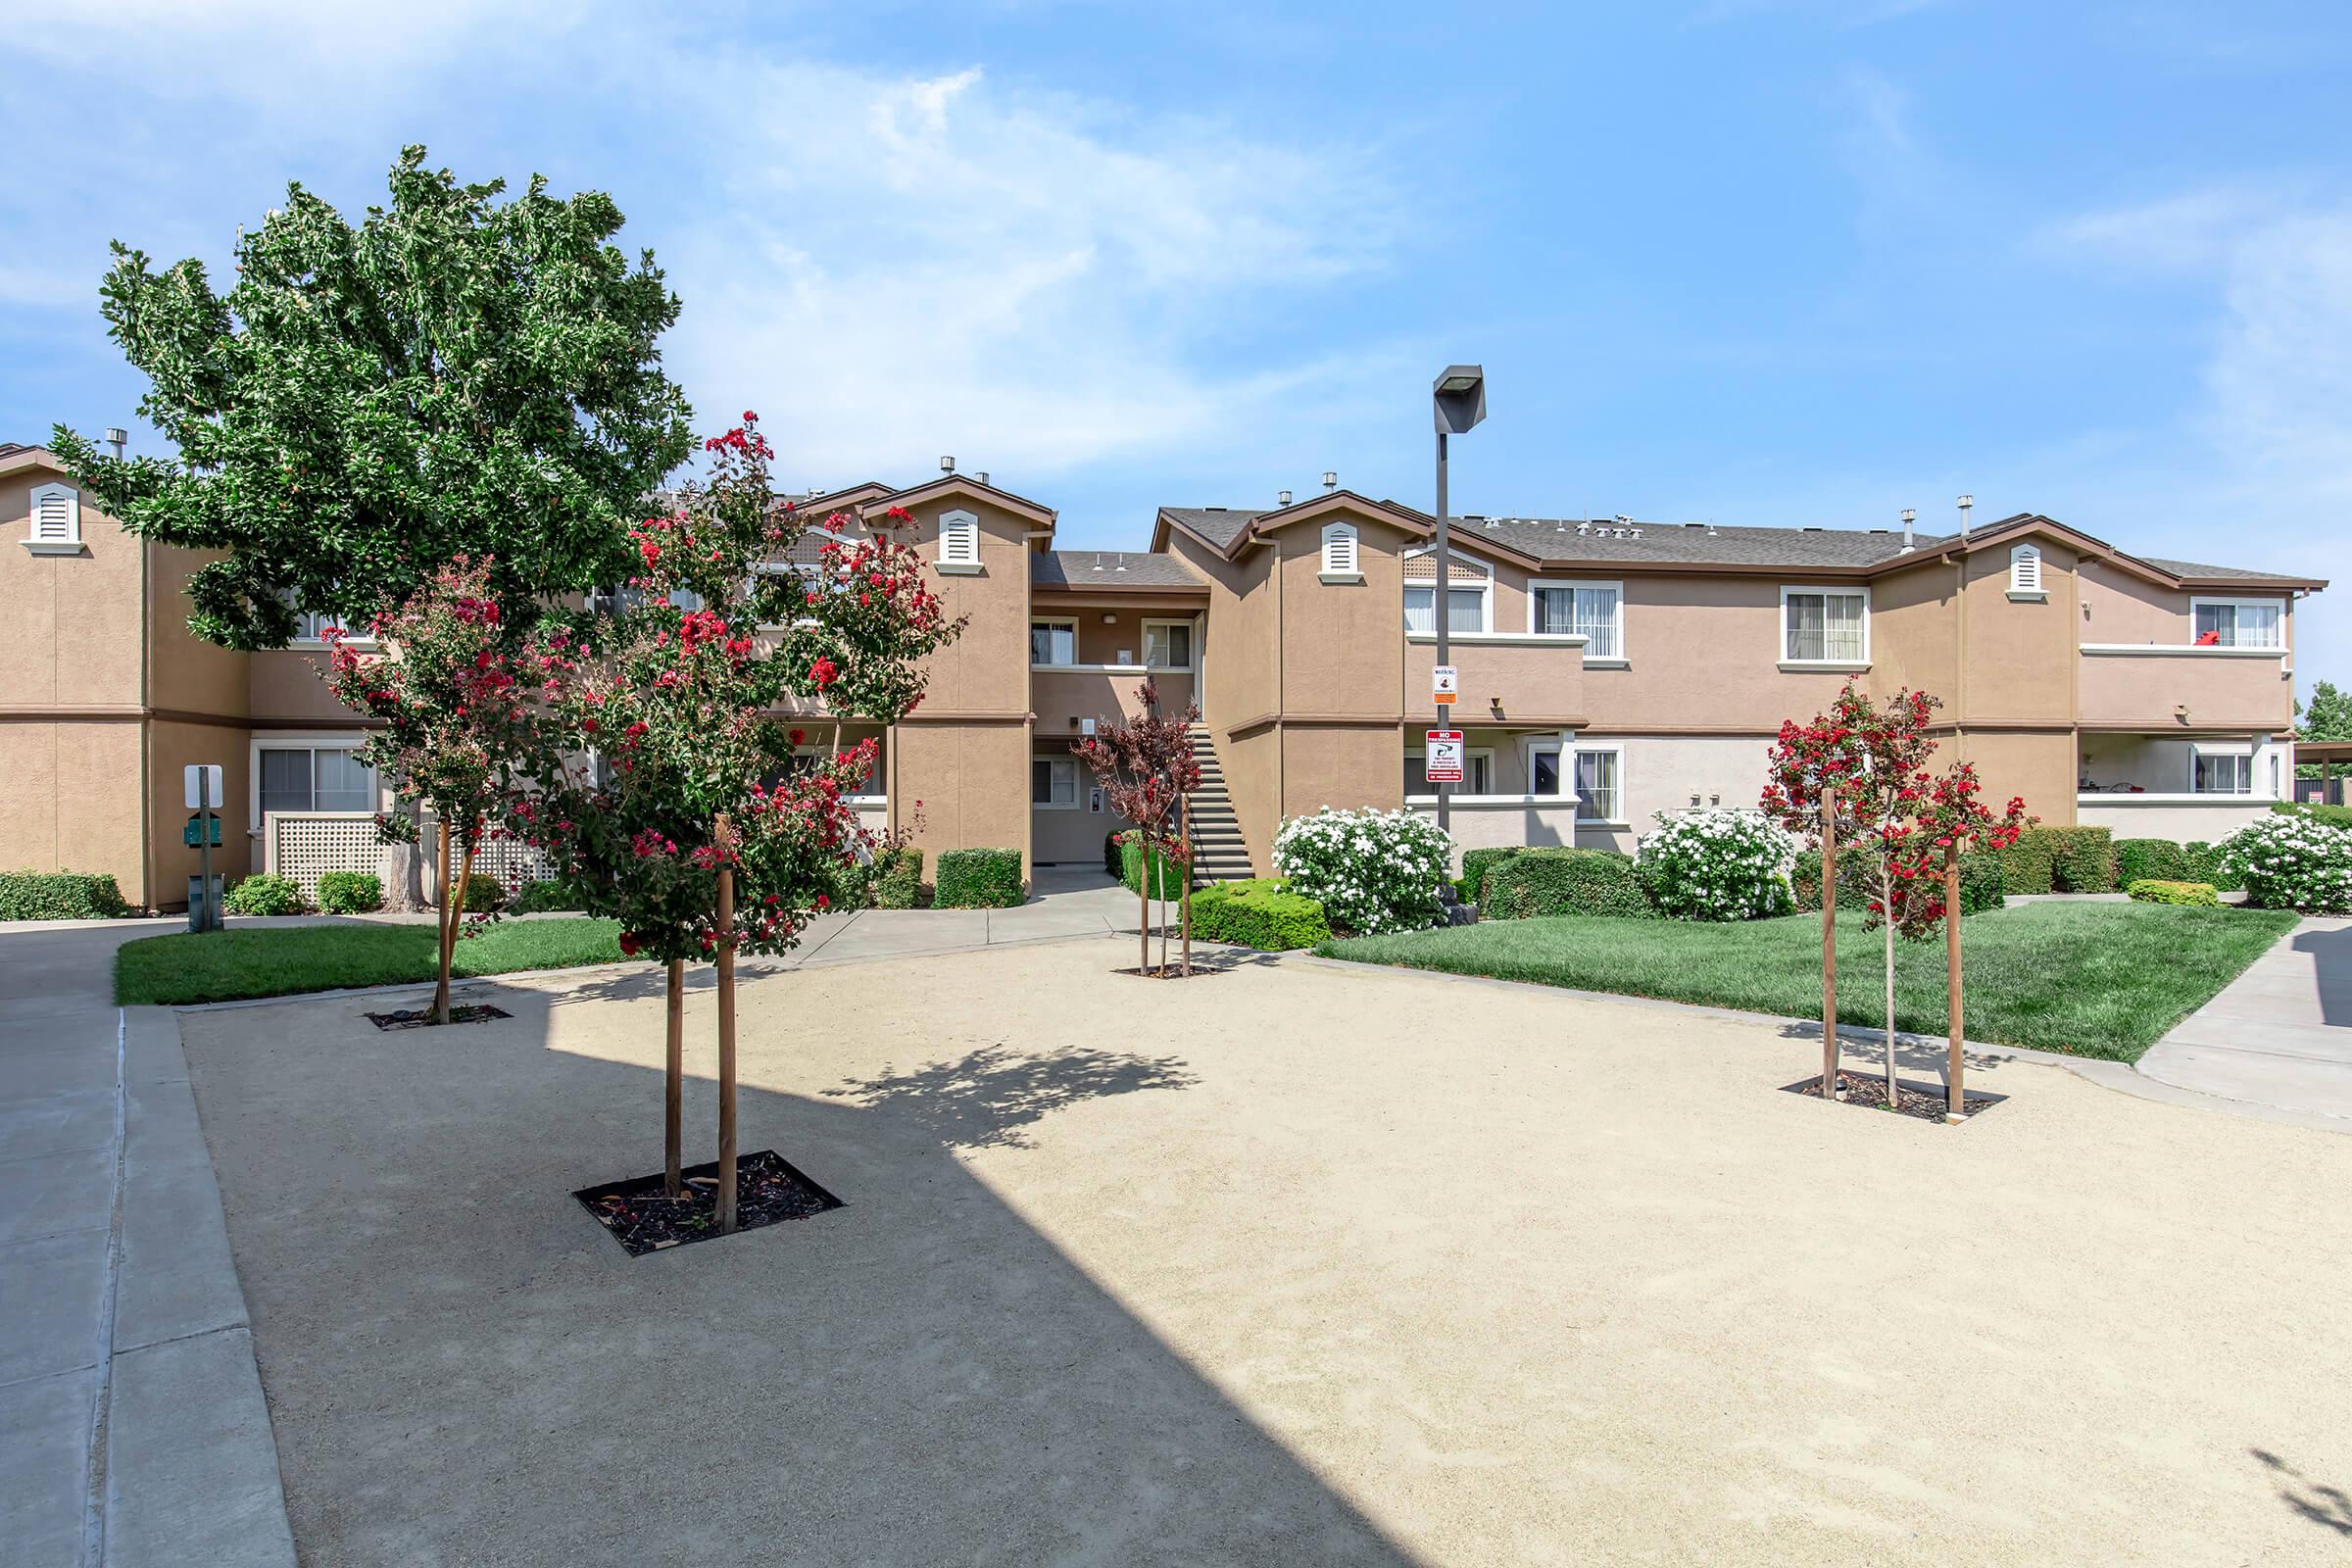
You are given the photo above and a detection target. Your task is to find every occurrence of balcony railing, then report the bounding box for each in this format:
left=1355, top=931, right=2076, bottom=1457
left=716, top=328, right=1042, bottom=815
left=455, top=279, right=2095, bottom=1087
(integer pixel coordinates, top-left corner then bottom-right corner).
left=1405, top=633, right=1585, bottom=727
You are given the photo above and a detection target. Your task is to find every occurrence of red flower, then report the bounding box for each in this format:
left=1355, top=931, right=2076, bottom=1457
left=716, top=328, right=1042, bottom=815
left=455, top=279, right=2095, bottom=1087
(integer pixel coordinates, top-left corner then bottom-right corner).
left=809, top=656, right=838, bottom=688
left=618, top=932, right=641, bottom=956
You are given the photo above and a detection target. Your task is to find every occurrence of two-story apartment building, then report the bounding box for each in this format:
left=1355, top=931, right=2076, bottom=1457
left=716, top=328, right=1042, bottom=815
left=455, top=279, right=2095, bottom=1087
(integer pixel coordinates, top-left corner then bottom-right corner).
left=3, top=438, right=2324, bottom=909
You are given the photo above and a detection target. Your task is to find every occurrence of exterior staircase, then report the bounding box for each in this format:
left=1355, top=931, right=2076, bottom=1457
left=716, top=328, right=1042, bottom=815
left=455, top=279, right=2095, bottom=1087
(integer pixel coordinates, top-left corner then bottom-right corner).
left=1184, top=724, right=1254, bottom=885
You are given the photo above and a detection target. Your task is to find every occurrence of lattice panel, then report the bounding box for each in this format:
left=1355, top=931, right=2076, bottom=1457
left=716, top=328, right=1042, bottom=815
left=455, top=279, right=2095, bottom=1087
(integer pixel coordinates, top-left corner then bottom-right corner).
left=421, top=822, right=558, bottom=905
left=1402, top=553, right=1491, bottom=585
left=265, top=812, right=381, bottom=903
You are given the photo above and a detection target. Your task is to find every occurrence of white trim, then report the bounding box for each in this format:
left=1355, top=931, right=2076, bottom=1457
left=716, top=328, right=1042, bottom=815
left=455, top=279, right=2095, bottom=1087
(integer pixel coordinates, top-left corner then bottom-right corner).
left=1520, top=735, right=1574, bottom=801
left=2187, top=595, right=2288, bottom=651
left=248, top=734, right=382, bottom=834
left=1141, top=617, right=1197, bottom=672
left=1404, top=630, right=1586, bottom=648
left=938, top=508, right=981, bottom=567
left=1402, top=545, right=1494, bottom=633
left=1526, top=577, right=1623, bottom=659
left=2189, top=743, right=2254, bottom=797
left=1779, top=583, right=1871, bottom=666
left=1320, top=520, right=1359, bottom=577
left=2077, top=792, right=2261, bottom=807
left=1406, top=794, right=1583, bottom=808
left=1569, top=742, right=1625, bottom=824
left=2079, top=643, right=2285, bottom=659
left=1029, top=754, right=1082, bottom=810
left=24, top=480, right=81, bottom=553
left=2008, top=542, right=2043, bottom=597
left=1028, top=614, right=1079, bottom=667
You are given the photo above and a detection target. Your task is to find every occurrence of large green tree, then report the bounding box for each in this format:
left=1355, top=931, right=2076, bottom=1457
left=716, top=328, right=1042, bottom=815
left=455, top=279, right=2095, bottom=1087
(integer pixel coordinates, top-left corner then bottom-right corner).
left=2297, top=681, right=2352, bottom=780
left=50, top=143, right=694, bottom=650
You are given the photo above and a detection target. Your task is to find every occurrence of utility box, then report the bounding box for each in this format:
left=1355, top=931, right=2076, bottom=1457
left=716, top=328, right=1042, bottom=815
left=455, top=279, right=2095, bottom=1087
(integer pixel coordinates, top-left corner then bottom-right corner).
left=186, top=874, right=224, bottom=933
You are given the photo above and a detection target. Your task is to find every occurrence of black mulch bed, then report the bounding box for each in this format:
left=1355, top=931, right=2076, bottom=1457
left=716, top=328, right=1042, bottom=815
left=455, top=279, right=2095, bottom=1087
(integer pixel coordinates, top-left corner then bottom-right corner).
left=364, top=1003, right=512, bottom=1031
left=1784, top=1070, right=2008, bottom=1123
left=573, top=1150, right=844, bottom=1257
left=1115, top=963, right=1225, bottom=980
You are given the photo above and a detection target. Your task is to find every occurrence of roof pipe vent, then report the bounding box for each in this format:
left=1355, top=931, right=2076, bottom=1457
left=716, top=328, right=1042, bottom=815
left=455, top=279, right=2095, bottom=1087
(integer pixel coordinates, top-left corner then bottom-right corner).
left=976, top=471, right=989, bottom=485
left=1321, top=470, right=1338, bottom=493
left=1278, top=490, right=1292, bottom=507
left=1900, top=508, right=1917, bottom=552
left=940, top=456, right=956, bottom=474
left=1957, top=493, right=1974, bottom=538
left=1577, top=519, right=1591, bottom=536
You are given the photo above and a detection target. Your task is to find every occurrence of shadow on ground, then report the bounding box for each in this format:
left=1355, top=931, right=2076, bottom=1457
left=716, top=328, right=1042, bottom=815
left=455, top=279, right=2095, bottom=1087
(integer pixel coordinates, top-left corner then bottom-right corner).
left=2253, top=1448, right=2352, bottom=1537
left=180, top=973, right=1419, bottom=1567
left=2289, top=924, right=2352, bottom=1029
left=1773, top=1018, right=2017, bottom=1080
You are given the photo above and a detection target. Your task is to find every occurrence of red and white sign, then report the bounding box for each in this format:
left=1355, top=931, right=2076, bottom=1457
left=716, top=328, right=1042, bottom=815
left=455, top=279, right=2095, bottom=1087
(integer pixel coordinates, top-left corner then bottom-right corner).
left=1424, top=730, right=1465, bottom=784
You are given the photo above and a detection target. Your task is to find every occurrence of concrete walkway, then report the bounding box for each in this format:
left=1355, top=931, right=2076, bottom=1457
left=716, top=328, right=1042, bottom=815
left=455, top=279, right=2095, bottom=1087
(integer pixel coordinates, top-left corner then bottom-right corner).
left=2139, top=916, right=2352, bottom=1120
left=0, top=918, right=296, bottom=1568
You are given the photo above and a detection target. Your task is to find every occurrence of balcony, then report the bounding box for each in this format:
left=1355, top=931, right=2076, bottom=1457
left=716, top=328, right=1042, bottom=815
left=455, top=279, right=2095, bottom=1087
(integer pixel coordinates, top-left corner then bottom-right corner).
left=1405, top=633, right=1585, bottom=727
left=2078, top=642, right=2293, bottom=731
left=1032, top=665, right=1198, bottom=737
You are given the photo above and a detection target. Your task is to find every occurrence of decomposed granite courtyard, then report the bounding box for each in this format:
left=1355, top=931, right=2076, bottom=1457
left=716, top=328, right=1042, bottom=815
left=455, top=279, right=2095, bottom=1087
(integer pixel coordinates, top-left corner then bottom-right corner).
left=178, top=934, right=2352, bottom=1566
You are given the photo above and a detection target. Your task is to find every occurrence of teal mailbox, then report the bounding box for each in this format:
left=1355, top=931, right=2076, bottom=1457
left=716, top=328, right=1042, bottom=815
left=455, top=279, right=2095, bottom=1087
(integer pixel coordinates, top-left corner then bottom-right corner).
left=183, top=813, right=222, bottom=848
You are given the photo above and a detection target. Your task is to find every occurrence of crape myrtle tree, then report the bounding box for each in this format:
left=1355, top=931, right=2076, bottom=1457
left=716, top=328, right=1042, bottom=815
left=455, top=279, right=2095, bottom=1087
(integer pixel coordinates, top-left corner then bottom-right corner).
left=50, top=144, right=694, bottom=906
left=523, top=415, right=962, bottom=1223
left=1763, top=684, right=2030, bottom=1111
left=321, top=558, right=554, bottom=1024
left=1075, top=682, right=1201, bottom=977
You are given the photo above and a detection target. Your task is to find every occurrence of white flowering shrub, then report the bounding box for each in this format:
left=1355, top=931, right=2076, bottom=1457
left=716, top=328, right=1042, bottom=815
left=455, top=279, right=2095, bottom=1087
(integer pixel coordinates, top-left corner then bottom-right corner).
left=1272, top=808, right=1454, bottom=935
left=1638, top=808, right=1797, bottom=922
left=2218, top=813, right=2352, bottom=913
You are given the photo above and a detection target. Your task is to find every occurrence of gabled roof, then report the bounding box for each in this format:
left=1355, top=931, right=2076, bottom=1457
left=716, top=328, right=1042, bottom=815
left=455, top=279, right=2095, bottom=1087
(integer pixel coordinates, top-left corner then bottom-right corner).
left=1155, top=490, right=1431, bottom=559
left=863, top=472, right=1056, bottom=530
left=1032, top=550, right=1205, bottom=592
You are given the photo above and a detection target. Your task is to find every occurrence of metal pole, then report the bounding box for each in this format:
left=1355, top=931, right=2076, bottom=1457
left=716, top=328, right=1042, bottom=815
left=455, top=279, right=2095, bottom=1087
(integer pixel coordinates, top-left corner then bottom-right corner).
left=1435, top=429, right=1449, bottom=836
left=198, top=806, right=215, bottom=932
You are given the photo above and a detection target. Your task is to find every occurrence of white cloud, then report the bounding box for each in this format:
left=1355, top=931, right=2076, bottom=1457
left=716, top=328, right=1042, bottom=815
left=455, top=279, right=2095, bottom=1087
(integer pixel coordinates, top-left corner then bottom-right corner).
left=653, top=58, right=1403, bottom=487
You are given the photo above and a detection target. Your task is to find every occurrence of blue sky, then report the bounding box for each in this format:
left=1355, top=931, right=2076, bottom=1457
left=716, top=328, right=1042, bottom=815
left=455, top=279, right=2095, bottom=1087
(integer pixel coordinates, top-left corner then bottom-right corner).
left=7, top=1, right=2348, bottom=690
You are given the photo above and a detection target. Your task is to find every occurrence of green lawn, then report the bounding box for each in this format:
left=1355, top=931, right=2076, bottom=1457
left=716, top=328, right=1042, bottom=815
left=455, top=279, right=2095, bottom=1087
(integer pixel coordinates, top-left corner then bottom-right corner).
left=1317, top=903, right=2300, bottom=1061
left=115, top=918, right=627, bottom=1006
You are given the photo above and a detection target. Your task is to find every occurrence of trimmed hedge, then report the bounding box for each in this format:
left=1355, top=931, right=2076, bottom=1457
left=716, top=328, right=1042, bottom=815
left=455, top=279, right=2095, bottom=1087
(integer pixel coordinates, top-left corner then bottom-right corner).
left=1190, top=878, right=1331, bottom=950
left=1482, top=848, right=1655, bottom=921
left=935, top=848, right=1023, bottom=908
left=315, top=871, right=383, bottom=914
left=1459, top=847, right=1523, bottom=906
left=1102, top=832, right=1123, bottom=879
left=2113, top=838, right=2189, bottom=886
left=0, top=871, right=132, bottom=921
left=1793, top=846, right=2004, bottom=914
left=1998, top=832, right=2056, bottom=896
left=2127, top=878, right=2221, bottom=906
left=2047, top=826, right=2117, bottom=893
left=1119, top=836, right=1186, bottom=899
left=2183, top=840, right=2241, bottom=892
left=508, top=878, right=585, bottom=914
left=223, top=873, right=304, bottom=916
left=874, top=847, right=925, bottom=909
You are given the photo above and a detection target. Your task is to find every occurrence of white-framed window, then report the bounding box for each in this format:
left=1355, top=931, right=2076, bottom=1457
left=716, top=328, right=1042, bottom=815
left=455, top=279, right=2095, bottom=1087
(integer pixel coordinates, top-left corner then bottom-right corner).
left=1781, top=585, right=1870, bottom=664
left=1402, top=548, right=1492, bottom=633
left=2191, top=597, right=2284, bottom=650
left=2008, top=543, right=2044, bottom=598
left=1031, top=755, right=1080, bottom=808
left=1143, top=619, right=1195, bottom=670
left=1573, top=745, right=1623, bottom=822
left=1530, top=579, right=1623, bottom=658
left=938, top=508, right=981, bottom=567
left=2271, top=751, right=2282, bottom=799
left=1405, top=747, right=1493, bottom=796
left=251, top=738, right=379, bottom=830
left=1523, top=738, right=1572, bottom=798
left=2192, top=745, right=2252, bottom=795
left=1029, top=616, right=1078, bottom=666
left=24, top=481, right=81, bottom=552
left=1320, top=520, right=1360, bottom=578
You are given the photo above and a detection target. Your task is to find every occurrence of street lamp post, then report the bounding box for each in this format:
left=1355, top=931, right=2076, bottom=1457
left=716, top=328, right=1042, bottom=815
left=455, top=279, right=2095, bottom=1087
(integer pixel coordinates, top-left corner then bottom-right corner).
left=1432, top=366, right=1487, bottom=836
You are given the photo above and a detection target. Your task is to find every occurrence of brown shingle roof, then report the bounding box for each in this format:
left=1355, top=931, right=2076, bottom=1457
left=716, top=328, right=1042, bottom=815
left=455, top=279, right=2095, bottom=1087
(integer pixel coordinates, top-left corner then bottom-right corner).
left=1033, top=550, right=1204, bottom=590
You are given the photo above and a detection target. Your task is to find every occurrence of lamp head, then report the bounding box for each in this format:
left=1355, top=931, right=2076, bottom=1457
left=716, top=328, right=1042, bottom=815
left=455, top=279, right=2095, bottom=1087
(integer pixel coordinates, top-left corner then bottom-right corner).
left=1433, top=364, right=1487, bottom=434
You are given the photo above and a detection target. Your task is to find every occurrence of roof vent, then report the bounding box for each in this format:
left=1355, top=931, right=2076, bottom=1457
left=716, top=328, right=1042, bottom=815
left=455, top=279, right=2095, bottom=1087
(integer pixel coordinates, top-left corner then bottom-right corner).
left=1114, top=561, right=1127, bottom=571
left=976, top=471, right=989, bottom=485
left=1577, top=520, right=1591, bottom=535
left=940, top=456, right=955, bottom=474
left=1278, top=490, right=1292, bottom=507
left=1801, top=525, right=1825, bottom=532
left=1900, top=507, right=1916, bottom=552
left=1322, top=470, right=1338, bottom=492
left=1630, top=526, right=1642, bottom=538
left=1091, top=554, right=1104, bottom=571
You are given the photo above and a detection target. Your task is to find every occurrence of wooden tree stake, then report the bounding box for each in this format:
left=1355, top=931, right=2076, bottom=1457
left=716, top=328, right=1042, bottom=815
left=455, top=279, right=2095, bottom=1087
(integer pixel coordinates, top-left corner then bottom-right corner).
left=664, top=957, right=684, bottom=1197
left=433, top=818, right=455, bottom=1025
left=714, top=814, right=739, bottom=1235
left=1821, top=782, right=1838, bottom=1098
left=1946, top=846, right=1965, bottom=1120
left=1180, top=795, right=1193, bottom=978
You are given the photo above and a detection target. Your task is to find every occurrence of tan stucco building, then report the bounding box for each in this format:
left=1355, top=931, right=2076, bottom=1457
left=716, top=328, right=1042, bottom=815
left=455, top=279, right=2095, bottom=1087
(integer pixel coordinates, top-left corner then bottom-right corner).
left=1, top=441, right=2325, bottom=907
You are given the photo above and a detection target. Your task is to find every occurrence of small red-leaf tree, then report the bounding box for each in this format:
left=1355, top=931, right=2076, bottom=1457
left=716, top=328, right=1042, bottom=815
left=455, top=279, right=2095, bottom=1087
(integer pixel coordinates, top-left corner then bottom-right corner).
left=323, top=557, right=555, bottom=1024
left=1075, top=681, right=1200, bottom=976
left=525, top=414, right=962, bottom=1215
left=1764, top=683, right=2031, bottom=1108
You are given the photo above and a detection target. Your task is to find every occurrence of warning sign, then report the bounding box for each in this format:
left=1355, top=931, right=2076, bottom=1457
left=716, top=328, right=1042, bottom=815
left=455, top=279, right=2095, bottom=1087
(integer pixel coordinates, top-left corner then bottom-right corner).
left=1432, top=663, right=1459, bottom=706
left=1424, top=730, right=1465, bottom=785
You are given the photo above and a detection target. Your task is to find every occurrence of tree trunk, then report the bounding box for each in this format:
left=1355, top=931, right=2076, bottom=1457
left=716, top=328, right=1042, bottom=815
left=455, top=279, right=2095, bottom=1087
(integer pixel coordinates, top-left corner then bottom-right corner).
left=1945, top=848, right=1965, bottom=1120
left=1158, top=832, right=1170, bottom=975
left=1820, top=784, right=1838, bottom=1097
left=1180, top=796, right=1193, bottom=978
left=431, top=819, right=455, bottom=1025
left=713, top=815, right=738, bottom=1235
left=1136, top=843, right=1151, bottom=974
left=379, top=799, right=427, bottom=912
left=1881, top=864, right=1897, bottom=1111
left=664, top=957, right=684, bottom=1197
left=438, top=831, right=478, bottom=1029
